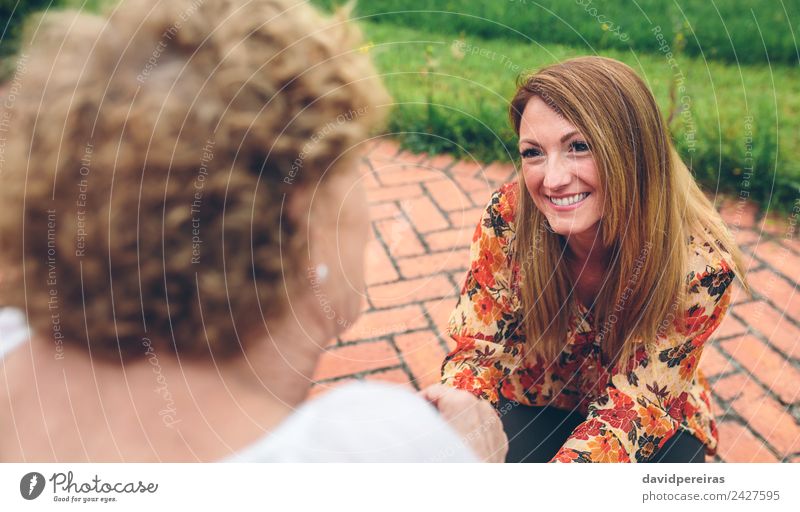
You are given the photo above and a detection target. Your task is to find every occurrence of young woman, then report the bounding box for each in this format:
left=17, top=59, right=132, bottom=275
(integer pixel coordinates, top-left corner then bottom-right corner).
left=440, top=56, right=749, bottom=463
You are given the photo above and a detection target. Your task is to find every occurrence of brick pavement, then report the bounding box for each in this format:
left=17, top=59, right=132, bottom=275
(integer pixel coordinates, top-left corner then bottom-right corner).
left=310, top=139, right=800, bottom=463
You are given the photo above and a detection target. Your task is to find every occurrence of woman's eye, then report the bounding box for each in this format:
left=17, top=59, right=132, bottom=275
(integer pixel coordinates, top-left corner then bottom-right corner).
left=569, top=140, right=591, bottom=152
left=520, top=147, right=542, bottom=159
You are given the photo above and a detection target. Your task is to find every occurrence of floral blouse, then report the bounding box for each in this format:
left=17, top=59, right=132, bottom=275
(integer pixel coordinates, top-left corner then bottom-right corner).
left=441, top=182, right=735, bottom=463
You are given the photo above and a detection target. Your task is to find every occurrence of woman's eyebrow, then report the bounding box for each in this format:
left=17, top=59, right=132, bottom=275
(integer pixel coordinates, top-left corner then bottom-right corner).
left=560, top=130, right=579, bottom=142
left=519, top=130, right=580, bottom=146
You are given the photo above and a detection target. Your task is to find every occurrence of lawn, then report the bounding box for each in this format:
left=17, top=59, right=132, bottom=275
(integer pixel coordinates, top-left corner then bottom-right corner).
left=2, top=0, right=798, bottom=212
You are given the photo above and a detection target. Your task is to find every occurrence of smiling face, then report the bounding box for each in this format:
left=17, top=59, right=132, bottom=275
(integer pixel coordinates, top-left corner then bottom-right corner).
left=518, top=96, right=604, bottom=243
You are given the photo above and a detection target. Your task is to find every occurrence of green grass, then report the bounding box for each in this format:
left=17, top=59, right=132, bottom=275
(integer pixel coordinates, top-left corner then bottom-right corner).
left=1, top=0, right=65, bottom=59
left=3, top=0, right=797, bottom=212
left=314, top=0, right=800, bottom=66
left=359, top=22, right=799, bottom=212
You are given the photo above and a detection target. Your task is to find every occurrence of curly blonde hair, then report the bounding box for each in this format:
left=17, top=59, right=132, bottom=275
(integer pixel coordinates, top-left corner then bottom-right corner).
left=0, top=0, right=389, bottom=360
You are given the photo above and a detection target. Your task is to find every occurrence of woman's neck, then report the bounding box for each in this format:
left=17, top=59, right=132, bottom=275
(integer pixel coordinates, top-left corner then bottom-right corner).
left=564, top=228, right=611, bottom=308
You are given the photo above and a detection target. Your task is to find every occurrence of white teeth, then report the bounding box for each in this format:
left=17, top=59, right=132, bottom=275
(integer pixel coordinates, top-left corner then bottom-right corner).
left=549, top=192, right=589, bottom=206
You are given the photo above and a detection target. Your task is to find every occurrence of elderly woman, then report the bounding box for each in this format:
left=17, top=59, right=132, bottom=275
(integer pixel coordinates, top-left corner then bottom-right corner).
left=0, top=0, right=506, bottom=462
left=440, top=56, right=749, bottom=463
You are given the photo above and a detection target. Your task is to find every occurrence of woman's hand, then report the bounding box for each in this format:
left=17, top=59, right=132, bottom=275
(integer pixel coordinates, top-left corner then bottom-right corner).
left=420, top=384, right=508, bottom=463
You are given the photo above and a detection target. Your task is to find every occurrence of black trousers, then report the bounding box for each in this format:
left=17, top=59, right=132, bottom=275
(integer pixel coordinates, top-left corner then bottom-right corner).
left=498, top=398, right=706, bottom=463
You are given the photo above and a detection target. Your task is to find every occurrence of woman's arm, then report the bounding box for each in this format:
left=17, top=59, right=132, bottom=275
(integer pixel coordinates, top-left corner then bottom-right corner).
left=550, top=258, right=735, bottom=463
left=440, top=186, right=524, bottom=406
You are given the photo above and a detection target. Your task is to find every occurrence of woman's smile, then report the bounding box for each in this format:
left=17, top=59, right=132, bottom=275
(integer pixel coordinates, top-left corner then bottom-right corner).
left=547, top=191, right=591, bottom=210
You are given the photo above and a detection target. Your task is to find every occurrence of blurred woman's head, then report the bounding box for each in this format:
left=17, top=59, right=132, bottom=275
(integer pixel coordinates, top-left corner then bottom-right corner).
left=0, top=0, right=389, bottom=361
left=508, top=56, right=748, bottom=367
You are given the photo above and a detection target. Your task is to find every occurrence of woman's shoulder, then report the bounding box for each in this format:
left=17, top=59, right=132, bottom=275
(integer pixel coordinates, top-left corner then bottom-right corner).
left=477, top=181, right=519, bottom=242
left=683, top=229, right=737, bottom=305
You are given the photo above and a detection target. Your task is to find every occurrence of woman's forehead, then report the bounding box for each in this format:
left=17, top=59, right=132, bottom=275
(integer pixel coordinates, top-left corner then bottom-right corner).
left=519, top=97, right=579, bottom=141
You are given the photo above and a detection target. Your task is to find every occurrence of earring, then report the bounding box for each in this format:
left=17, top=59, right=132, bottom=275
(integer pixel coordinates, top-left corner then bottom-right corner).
left=315, top=263, right=329, bottom=283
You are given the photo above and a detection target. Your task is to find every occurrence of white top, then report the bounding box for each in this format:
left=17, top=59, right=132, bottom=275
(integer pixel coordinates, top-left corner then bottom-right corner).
left=225, top=380, right=478, bottom=462
left=0, top=307, right=477, bottom=462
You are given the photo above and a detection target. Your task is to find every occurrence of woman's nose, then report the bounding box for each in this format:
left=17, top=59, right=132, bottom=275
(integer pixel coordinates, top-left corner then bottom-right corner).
left=541, top=159, right=573, bottom=190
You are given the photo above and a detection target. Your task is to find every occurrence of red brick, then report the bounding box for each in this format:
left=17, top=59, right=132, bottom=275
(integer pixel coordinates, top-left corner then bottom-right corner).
left=753, top=242, right=800, bottom=282
left=394, top=149, right=426, bottom=165
left=375, top=217, right=425, bottom=258
left=401, top=196, right=449, bottom=233
left=758, top=215, right=791, bottom=237
left=367, top=139, right=400, bottom=162
left=308, top=378, right=358, bottom=399
left=425, top=228, right=473, bottom=252
left=340, top=305, right=429, bottom=343
left=469, top=188, right=493, bottom=208
left=367, top=183, right=424, bottom=203
left=363, top=368, right=415, bottom=392
left=713, top=373, right=800, bottom=457
left=729, top=280, right=752, bottom=305
left=710, top=396, right=726, bottom=418
left=783, top=237, right=800, bottom=254
left=710, top=312, right=747, bottom=339
left=425, top=179, right=472, bottom=212
left=452, top=173, right=493, bottom=194
left=378, top=164, right=444, bottom=185
left=368, top=275, right=455, bottom=309
left=715, top=421, right=779, bottom=462
left=424, top=153, right=456, bottom=170
left=732, top=228, right=759, bottom=246
left=479, top=161, right=515, bottom=184
left=700, top=344, right=736, bottom=378
left=397, top=249, right=470, bottom=279
left=424, top=297, right=457, bottom=345
left=720, top=334, right=800, bottom=404
left=395, top=330, right=448, bottom=389
left=361, top=170, right=380, bottom=190
left=448, top=207, right=485, bottom=231
left=365, top=237, right=398, bottom=285
left=733, top=301, right=800, bottom=359
left=449, top=160, right=482, bottom=178
left=368, top=202, right=401, bottom=221
left=747, top=270, right=799, bottom=323
left=746, top=248, right=762, bottom=272
left=717, top=198, right=758, bottom=230
left=313, top=340, right=400, bottom=381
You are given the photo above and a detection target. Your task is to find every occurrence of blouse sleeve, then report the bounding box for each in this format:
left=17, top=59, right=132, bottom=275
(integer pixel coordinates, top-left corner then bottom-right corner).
left=551, top=257, right=736, bottom=463
left=440, top=188, right=524, bottom=406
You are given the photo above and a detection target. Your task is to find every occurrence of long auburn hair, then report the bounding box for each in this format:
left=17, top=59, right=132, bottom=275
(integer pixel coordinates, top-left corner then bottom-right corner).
left=508, top=56, right=749, bottom=370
